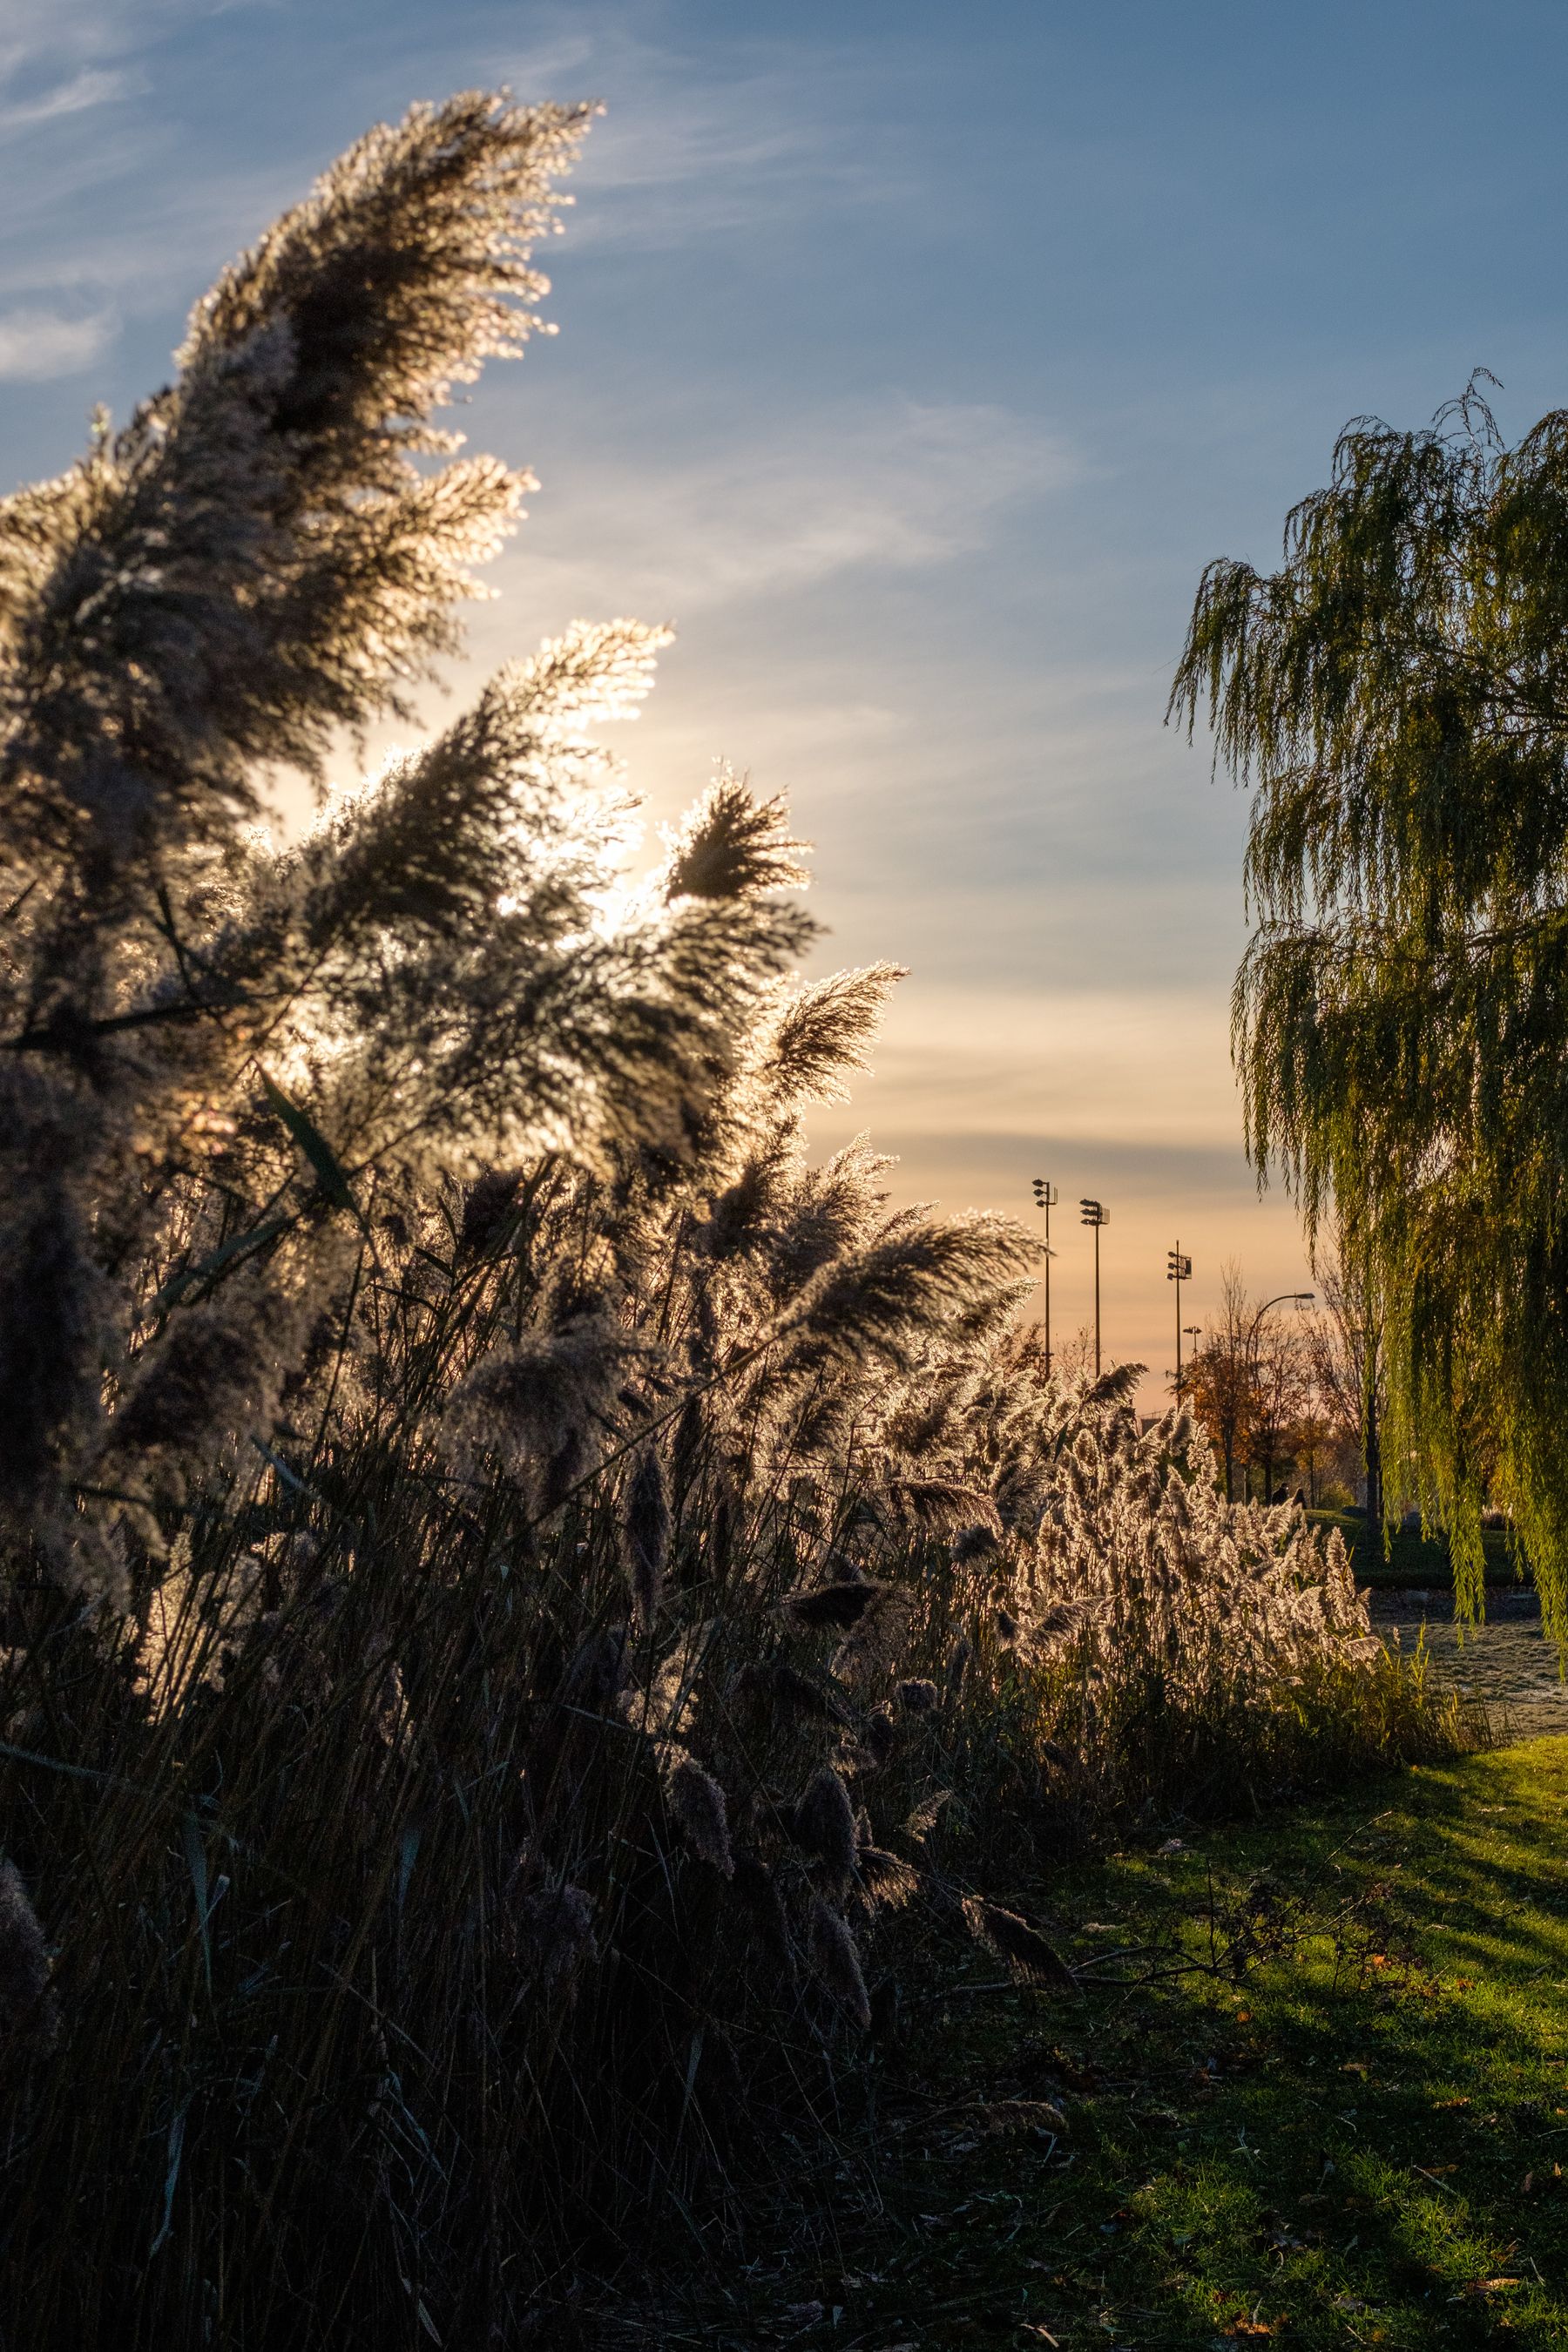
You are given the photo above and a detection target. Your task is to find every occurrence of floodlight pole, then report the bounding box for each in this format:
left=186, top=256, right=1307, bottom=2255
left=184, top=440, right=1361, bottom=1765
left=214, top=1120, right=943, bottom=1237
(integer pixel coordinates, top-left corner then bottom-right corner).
left=1167, top=1243, right=1193, bottom=1392
left=1079, top=1198, right=1109, bottom=1376
left=1031, top=1178, right=1058, bottom=1374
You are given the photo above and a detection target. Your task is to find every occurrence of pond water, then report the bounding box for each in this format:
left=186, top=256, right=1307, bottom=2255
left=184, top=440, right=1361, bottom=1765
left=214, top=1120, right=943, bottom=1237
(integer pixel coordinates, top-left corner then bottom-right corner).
left=1370, top=1590, right=1568, bottom=1744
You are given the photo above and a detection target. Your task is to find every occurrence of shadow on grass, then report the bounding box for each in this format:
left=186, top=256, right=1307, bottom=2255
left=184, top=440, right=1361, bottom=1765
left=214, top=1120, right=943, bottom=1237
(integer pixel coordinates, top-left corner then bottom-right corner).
left=672, top=1741, right=1568, bottom=2350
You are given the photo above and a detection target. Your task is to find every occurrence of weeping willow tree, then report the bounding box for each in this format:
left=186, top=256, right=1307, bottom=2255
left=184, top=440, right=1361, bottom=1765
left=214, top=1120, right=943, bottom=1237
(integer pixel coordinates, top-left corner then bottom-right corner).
left=1172, top=375, right=1568, bottom=1633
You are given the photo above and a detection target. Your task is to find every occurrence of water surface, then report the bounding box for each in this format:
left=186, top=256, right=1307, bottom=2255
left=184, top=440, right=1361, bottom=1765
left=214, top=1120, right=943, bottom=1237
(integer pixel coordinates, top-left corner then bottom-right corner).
left=1371, top=1590, right=1568, bottom=1743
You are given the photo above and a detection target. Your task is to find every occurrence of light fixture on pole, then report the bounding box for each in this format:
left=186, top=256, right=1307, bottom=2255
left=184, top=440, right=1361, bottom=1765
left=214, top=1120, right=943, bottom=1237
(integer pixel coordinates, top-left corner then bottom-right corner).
left=1167, top=1244, right=1193, bottom=1393
left=1079, top=1197, right=1109, bottom=1376
left=1031, top=1177, right=1058, bottom=1375
left=1183, top=1323, right=1202, bottom=1385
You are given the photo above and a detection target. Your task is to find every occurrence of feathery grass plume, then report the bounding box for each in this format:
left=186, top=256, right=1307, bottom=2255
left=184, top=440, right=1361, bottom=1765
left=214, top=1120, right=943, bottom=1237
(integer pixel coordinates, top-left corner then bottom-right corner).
left=831, top=1587, right=914, bottom=1684
left=859, top=1706, right=898, bottom=1767
left=784, top=1578, right=886, bottom=1632
left=789, top=1766, right=858, bottom=1889
left=889, top=1478, right=998, bottom=1536
left=623, top=1622, right=713, bottom=1740
left=694, top=1121, right=798, bottom=1263
left=288, top=620, right=668, bottom=963
left=0, top=94, right=591, bottom=899
left=961, top=1896, right=1076, bottom=1991
left=0, top=1859, right=57, bottom=2059
left=621, top=1445, right=669, bottom=1630
left=98, top=1286, right=301, bottom=1509
left=458, top=1165, right=523, bottom=1257
left=896, top=1678, right=939, bottom=1716
left=757, top=961, right=905, bottom=1108
left=758, top=1133, right=897, bottom=1298
left=443, top=1314, right=639, bottom=1505
left=807, top=1898, right=871, bottom=2029
left=731, top=1659, right=854, bottom=1727
left=1027, top=1599, right=1090, bottom=1652
left=903, top=1791, right=954, bottom=1842
left=661, top=770, right=810, bottom=902
left=952, top=1521, right=1001, bottom=1565
left=855, top=1845, right=918, bottom=1910
left=779, top=1211, right=1040, bottom=1381
left=665, top=1756, right=733, bottom=1876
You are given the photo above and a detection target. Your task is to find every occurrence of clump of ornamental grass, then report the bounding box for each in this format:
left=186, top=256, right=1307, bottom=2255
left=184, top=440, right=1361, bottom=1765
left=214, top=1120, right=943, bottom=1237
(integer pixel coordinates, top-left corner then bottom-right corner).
left=0, top=92, right=1466, bottom=2352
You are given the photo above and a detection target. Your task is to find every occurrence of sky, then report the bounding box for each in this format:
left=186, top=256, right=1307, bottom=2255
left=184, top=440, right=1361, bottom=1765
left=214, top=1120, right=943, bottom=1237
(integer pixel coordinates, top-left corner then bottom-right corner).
left=4, top=0, right=1568, bottom=1394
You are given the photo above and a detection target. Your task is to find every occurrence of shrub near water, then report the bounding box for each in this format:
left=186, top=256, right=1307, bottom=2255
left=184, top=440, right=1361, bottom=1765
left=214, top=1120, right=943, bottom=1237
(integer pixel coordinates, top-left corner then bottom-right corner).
left=0, top=94, right=1462, bottom=2349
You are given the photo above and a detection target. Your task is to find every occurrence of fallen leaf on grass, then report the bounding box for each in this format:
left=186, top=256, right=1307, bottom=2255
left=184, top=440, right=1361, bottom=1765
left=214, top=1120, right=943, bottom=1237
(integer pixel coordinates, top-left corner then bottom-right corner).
left=1432, top=2096, right=1470, bottom=2110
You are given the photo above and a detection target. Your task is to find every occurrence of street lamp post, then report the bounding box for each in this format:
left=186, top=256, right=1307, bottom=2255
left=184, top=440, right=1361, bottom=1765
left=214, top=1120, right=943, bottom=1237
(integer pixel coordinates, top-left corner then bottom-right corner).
left=1031, top=1177, right=1058, bottom=1375
left=1244, top=1289, right=1315, bottom=1504
left=1079, top=1198, right=1109, bottom=1376
left=1167, top=1243, right=1193, bottom=1393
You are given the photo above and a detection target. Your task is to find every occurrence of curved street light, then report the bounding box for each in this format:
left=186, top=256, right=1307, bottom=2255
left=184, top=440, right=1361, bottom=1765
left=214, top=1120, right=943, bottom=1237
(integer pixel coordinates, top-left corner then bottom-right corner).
left=1245, top=1290, right=1315, bottom=1504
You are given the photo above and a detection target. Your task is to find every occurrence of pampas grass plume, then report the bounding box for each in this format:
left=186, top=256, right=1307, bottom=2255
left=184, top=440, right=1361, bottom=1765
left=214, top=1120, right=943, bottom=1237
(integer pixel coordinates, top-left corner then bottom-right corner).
left=961, top=1896, right=1076, bottom=1990
left=808, top=1899, right=871, bottom=2029
left=791, top=1766, right=858, bottom=1887
left=666, top=1757, right=733, bottom=1875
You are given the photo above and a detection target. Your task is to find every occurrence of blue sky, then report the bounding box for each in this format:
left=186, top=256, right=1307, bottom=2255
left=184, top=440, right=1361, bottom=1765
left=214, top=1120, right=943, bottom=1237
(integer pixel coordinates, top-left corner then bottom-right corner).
left=5, top=0, right=1568, bottom=1386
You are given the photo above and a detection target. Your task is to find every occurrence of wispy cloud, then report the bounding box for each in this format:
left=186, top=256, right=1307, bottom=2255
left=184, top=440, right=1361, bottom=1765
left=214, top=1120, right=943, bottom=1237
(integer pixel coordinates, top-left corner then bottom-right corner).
left=0, top=306, right=114, bottom=380
left=0, top=64, right=140, bottom=132
left=504, top=399, right=1078, bottom=620
left=481, top=14, right=901, bottom=252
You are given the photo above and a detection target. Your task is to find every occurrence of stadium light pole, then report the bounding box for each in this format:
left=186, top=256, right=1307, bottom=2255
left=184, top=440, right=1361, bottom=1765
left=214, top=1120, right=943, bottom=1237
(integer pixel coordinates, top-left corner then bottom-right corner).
left=1079, top=1198, right=1109, bottom=1376
left=1031, top=1177, right=1058, bottom=1375
left=1167, top=1243, right=1193, bottom=1394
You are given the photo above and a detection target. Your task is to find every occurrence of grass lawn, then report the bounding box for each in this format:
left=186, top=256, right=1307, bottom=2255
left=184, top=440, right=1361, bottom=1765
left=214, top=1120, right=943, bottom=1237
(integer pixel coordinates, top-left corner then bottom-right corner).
left=686, top=1740, right=1568, bottom=2349
left=1307, top=1513, right=1521, bottom=1592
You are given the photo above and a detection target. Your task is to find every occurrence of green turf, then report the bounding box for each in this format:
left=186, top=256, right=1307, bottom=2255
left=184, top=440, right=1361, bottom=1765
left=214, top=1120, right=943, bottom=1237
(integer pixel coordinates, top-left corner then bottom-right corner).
left=697, top=1740, right=1568, bottom=2349
left=1307, top=1512, right=1521, bottom=1591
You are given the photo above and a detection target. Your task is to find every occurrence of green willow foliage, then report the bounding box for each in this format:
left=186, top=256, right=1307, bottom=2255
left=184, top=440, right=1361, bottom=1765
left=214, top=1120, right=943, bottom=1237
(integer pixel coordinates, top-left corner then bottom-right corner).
left=1172, top=378, right=1568, bottom=1629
